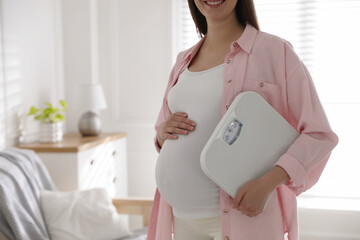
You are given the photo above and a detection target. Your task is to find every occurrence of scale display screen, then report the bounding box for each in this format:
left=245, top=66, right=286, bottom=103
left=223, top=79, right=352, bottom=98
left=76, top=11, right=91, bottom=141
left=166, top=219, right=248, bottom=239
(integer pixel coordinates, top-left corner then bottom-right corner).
left=223, top=118, right=242, bottom=145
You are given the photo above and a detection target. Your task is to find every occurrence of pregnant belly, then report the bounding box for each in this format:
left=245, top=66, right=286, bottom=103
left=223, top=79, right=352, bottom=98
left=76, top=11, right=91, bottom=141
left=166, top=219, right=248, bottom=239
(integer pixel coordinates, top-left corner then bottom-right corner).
left=155, top=134, right=219, bottom=210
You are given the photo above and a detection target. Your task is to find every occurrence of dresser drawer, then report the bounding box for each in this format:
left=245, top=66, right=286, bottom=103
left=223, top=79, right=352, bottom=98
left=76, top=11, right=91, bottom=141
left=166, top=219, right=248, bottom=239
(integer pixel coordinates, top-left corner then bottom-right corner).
left=78, top=142, right=117, bottom=196
left=111, top=137, right=127, bottom=197
left=18, top=132, right=128, bottom=198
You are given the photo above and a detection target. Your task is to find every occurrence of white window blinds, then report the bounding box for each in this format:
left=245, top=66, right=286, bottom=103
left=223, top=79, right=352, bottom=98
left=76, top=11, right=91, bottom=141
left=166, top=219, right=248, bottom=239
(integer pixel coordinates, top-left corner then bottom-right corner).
left=173, top=0, right=360, bottom=199
left=0, top=15, right=6, bottom=150
left=171, top=0, right=199, bottom=62
left=0, top=33, right=23, bottom=149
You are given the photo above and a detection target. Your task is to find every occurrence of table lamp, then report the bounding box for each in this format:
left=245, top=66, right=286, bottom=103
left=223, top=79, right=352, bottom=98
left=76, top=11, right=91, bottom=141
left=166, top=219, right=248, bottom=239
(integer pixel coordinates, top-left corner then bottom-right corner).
left=78, top=83, right=107, bottom=136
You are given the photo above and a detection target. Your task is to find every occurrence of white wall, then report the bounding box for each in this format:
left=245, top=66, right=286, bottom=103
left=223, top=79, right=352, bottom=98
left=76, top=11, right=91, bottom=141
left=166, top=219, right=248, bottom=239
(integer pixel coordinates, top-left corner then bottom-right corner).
left=0, top=1, right=5, bottom=148
left=1, top=0, right=171, bottom=199
left=61, top=0, right=172, bottom=228
left=62, top=0, right=172, bottom=199
left=0, top=0, right=171, bottom=195
left=0, top=0, right=63, bottom=148
left=0, top=0, right=172, bottom=228
left=62, top=0, right=93, bottom=133
left=299, top=206, right=360, bottom=240
left=99, top=0, right=173, bottom=198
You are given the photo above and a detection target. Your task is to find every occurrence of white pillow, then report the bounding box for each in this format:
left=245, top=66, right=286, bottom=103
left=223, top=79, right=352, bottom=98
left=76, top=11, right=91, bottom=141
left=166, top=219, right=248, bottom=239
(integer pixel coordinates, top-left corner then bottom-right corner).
left=40, top=188, right=132, bottom=240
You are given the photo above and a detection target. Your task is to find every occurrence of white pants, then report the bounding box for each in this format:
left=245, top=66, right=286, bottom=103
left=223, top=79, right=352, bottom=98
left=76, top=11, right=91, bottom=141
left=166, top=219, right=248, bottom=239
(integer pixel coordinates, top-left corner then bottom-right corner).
left=173, top=216, right=222, bottom=240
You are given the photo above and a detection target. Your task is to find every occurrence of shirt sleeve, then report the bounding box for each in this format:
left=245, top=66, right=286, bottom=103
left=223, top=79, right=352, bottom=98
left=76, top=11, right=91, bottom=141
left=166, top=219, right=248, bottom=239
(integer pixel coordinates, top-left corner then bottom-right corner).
left=153, top=51, right=187, bottom=153
left=275, top=41, right=339, bottom=196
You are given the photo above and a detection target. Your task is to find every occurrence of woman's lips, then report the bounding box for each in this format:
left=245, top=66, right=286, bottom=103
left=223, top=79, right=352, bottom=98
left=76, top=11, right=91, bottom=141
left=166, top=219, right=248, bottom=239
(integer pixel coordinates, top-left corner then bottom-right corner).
left=204, top=0, right=225, bottom=8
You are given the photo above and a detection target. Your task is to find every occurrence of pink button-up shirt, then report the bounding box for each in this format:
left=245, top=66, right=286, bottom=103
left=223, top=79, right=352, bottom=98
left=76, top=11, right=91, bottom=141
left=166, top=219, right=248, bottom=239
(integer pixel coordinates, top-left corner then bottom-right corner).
left=147, top=23, right=338, bottom=240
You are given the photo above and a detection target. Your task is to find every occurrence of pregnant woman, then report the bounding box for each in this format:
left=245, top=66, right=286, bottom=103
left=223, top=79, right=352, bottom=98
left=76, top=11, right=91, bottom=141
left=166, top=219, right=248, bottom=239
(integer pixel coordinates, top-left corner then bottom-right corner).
left=148, top=0, right=338, bottom=239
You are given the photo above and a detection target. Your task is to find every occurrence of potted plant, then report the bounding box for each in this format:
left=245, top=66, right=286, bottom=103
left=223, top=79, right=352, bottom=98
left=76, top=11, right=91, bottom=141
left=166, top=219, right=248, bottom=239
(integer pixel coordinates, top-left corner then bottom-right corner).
left=27, top=100, right=67, bottom=143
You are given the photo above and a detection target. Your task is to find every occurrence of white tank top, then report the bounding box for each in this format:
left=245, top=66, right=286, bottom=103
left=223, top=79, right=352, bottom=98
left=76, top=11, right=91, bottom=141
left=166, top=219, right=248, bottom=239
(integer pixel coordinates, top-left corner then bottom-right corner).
left=155, top=64, right=224, bottom=219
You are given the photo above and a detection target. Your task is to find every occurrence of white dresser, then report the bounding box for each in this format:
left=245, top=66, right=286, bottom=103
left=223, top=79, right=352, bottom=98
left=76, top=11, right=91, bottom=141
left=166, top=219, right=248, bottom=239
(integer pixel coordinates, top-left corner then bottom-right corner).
left=17, top=132, right=128, bottom=198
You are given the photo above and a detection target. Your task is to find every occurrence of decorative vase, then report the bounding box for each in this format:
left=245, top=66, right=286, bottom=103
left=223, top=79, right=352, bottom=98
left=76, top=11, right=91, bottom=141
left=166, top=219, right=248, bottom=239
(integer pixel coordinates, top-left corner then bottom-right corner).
left=78, top=111, right=101, bottom=136
left=39, top=122, right=63, bottom=143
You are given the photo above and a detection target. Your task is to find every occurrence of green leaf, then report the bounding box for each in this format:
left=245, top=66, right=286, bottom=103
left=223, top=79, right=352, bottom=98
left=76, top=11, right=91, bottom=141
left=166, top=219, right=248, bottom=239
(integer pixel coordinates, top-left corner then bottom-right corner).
left=27, top=106, right=38, bottom=116
left=43, top=108, right=52, bottom=116
left=49, top=108, right=57, bottom=115
left=60, top=100, right=67, bottom=111
left=50, top=114, right=58, bottom=123
left=45, top=102, right=53, bottom=109
left=28, top=101, right=67, bottom=122
left=55, top=114, right=65, bottom=122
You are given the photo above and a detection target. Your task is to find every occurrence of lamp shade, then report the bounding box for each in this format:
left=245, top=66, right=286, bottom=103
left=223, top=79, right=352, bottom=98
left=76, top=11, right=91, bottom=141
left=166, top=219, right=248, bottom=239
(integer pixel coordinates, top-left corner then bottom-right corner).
left=78, top=83, right=107, bottom=111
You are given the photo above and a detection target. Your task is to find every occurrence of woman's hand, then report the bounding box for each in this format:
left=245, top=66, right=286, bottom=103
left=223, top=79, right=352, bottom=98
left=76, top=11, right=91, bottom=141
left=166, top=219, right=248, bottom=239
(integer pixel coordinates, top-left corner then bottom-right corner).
left=156, top=112, right=196, bottom=148
left=231, top=166, right=290, bottom=217
left=231, top=177, right=273, bottom=217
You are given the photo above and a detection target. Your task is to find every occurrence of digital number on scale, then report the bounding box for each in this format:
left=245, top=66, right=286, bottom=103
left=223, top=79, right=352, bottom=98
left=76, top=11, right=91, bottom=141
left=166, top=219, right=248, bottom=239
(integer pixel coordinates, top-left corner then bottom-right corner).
left=223, top=119, right=243, bottom=145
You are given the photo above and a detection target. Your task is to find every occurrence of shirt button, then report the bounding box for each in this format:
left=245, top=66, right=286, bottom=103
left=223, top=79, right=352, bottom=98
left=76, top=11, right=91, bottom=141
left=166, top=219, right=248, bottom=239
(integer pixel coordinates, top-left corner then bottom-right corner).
left=259, top=82, right=264, bottom=87
left=225, top=237, right=230, bottom=240
left=223, top=209, right=229, bottom=213
left=226, top=59, right=231, bottom=64
left=227, top=79, right=232, bottom=83
left=225, top=105, right=229, bottom=110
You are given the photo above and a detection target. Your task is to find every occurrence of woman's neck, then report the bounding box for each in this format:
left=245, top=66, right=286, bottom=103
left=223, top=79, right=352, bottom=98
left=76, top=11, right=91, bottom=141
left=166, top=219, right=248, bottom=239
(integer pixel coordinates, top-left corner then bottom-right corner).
left=204, top=14, right=244, bottom=50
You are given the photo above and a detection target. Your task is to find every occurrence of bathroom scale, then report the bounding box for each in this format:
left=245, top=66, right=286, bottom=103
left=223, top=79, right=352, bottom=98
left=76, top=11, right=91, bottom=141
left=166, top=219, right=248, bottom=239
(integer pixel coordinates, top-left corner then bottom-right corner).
left=200, top=91, right=300, bottom=198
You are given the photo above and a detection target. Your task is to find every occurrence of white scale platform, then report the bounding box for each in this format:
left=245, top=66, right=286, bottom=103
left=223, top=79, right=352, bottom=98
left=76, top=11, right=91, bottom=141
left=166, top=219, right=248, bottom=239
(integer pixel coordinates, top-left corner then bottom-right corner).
left=200, top=91, right=299, bottom=198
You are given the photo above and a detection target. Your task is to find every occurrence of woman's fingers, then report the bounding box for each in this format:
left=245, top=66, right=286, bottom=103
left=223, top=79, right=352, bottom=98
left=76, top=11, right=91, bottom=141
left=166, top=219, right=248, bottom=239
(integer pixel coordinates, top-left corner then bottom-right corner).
left=238, top=199, right=261, bottom=217
left=165, top=112, right=196, bottom=135
left=167, top=126, right=189, bottom=135
left=168, top=121, right=195, bottom=132
left=157, top=112, right=196, bottom=142
left=171, top=113, right=196, bottom=128
left=233, top=192, right=260, bottom=217
left=232, top=187, right=246, bottom=209
left=161, top=132, right=178, bottom=140
left=231, top=179, right=271, bottom=217
left=173, top=112, right=188, bottom=118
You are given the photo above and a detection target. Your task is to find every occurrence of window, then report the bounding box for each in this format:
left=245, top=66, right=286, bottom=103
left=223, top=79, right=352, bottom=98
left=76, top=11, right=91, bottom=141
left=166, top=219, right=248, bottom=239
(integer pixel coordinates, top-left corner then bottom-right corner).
left=0, top=15, right=5, bottom=149
left=0, top=33, right=23, bottom=149
left=173, top=0, right=360, bottom=199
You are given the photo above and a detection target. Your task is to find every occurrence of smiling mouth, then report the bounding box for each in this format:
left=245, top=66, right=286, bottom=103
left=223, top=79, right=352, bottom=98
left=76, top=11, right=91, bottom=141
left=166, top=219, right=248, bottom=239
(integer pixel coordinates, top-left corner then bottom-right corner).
left=204, top=0, right=226, bottom=7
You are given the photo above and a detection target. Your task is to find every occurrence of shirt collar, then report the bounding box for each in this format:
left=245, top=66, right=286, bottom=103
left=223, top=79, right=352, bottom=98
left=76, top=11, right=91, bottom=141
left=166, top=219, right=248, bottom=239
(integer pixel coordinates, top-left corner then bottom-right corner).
left=235, top=22, right=258, bottom=54
left=182, top=22, right=258, bottom=62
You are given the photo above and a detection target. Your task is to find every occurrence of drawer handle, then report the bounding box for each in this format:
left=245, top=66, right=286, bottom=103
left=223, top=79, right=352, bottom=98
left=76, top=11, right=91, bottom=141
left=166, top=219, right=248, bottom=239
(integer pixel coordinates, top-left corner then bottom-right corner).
left=113, top=177, right=117, bottom=183
left=90, top=159, right=95, bottom=165
left=112, top=151, right=116, bottom=156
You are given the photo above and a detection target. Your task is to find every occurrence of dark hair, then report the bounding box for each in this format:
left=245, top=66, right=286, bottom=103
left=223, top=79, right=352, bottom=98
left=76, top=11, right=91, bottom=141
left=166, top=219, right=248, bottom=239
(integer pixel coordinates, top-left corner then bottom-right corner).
left=187, top=0, right=260, bottom=37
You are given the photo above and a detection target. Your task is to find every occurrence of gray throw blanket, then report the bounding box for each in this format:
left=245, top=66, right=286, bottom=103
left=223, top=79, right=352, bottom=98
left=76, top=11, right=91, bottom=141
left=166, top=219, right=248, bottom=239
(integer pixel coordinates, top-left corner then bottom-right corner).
left=0, top=148, right=56, bottom=240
